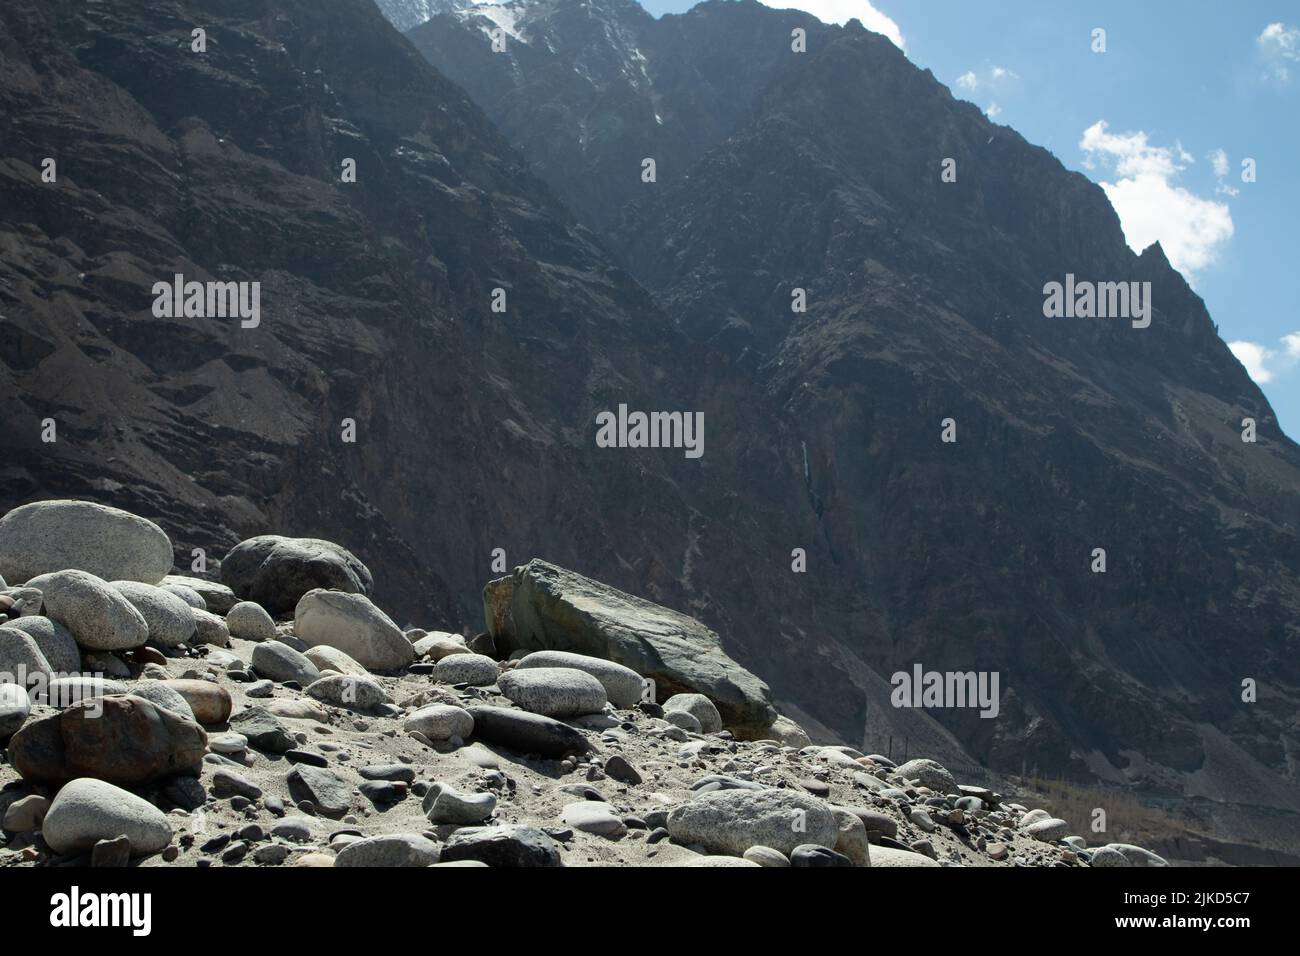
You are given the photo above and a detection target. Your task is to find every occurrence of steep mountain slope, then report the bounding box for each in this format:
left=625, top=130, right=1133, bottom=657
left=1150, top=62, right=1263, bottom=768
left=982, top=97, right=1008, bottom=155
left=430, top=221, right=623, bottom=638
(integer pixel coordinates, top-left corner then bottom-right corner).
left=404, top=0, right=837, bottom=231
left=614, top=19, right=1300, bottom=799
left=376, top=0, right=462, bottom=33
left=1, top=0, right=892, bottom=744
left=399, top=0, right=1300, bottom=840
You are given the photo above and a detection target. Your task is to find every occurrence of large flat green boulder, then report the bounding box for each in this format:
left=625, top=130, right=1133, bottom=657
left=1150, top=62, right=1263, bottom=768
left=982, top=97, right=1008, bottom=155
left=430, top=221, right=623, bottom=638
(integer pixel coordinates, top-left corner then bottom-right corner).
left=483, top=560, right=775, bottom=736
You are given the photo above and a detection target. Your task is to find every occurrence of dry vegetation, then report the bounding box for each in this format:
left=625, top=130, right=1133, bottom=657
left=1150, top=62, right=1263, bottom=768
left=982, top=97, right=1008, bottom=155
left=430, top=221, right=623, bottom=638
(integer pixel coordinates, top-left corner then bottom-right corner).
left=1013, top=776, right=1199, bottom=848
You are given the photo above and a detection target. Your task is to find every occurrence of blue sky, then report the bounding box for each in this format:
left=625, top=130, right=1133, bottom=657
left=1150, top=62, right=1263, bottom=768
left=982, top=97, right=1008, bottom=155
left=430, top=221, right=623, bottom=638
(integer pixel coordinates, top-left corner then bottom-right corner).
left=639, top=0, right=1300, bottom=435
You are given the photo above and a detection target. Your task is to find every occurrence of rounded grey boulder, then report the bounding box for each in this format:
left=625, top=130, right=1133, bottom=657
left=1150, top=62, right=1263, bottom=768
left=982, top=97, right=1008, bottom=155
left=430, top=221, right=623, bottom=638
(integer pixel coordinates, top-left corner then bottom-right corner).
left=0, top=500, right=173, bottom=585
left=516, top=650, right=644, bottom=708
left=561, top=800, right=627, bottom=837
left=226, top=601, right=277, bottom=642
left=160, top=582, right=206, bottom=610
left=2, top=616, right=81, bottom=673
left=1107, top=843, right=1168, bottom=867
left=868, top=846, right=941, bottom=867
left=251, top=640, right=321, bottom=685
left=498, top=666, right=608, bottom=717
left=412, top=631, right=468, bottom=661
left=894, top=758, right=958, bottom=795
left=664, top=709, right=701, bottom=733
left=1019, top=808, right=1051, bottom=828
left=192, top=608, right=231, bottom=648
left=302, top=644, right=369, bottom=677
left=222, top=535, right=372, bottom=616
left=161, top=575, right=234, bottom=613
left=307, top=673, right=390, bottom=710
left=432, top=652, right=499, bottom=686
left=0, top=626, right=54, bottom=686
left=111, top=581, right=196, bottom=647
left=666, top=787, right=838, bottom=856
left=334, top=833, right=440, bottom=867
left=0, top=682, right=31, bottom=740
left=663, top=693, right=723, bottom=733
left=1026, top=817, right=1071, bottom=842
left=42, top=778, right=172, bottom=856
left=24, top=570, right=148, bottom=651
left=40, top=675, right=127, bottom=708
left=127, top=682, right=197, bottom=722
left=404, top=703, right=474, bottom=741
left=294, top=590, right=414, bottom=671
left=765, top=714, right=812, bottom=748
left=1088, top=845, right=1130, bottom=867
left=742, top=845, right=791, bottom=867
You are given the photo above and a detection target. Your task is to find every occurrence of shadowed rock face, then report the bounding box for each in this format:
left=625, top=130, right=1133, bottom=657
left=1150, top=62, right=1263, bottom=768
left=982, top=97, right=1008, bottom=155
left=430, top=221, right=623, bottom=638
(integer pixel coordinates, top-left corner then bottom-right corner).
left=610, top=25, right=1300, bottom=810
left=0, top=0, right=864, bottom=733
left=404, top=0, right=838, bottom=233
left=401, top=1, right=1300, bottom=832
left=377, top=0, right=463, bottom=35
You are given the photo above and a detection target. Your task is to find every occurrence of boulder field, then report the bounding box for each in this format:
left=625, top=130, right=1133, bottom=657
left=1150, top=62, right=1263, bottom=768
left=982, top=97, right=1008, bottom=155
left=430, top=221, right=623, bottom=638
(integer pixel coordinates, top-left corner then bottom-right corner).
left=0, top=499, right=1159, bottom=868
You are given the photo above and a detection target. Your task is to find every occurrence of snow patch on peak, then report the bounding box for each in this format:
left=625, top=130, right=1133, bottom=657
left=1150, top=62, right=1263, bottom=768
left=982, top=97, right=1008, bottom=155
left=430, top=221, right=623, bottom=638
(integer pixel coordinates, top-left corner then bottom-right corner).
left=466, top=3, right=529, bottom=43
left=376, top=0, right=539, bottom=38
left=376, top=0, right=465, bottom=33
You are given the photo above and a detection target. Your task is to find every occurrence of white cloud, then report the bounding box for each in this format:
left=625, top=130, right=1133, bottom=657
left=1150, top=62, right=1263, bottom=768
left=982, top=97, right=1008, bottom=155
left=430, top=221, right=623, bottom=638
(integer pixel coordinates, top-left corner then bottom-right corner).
left=1229, top=341, right=1278, bottom=383
left=1080, top=121, right=1181, bottom=178
left=758, top=1, right=905, bottom=50
left=1079, top=120, right=1234, bottom=280
left=986, top=102, right=1002, bottom=118
left=1209, top=148, right=1239, bottom=196
left=1229, top=334, right=1300, bottom=384
left=952, top=65, right=1019, bottom=93
left=1258, top=22, right=1300, bottom=82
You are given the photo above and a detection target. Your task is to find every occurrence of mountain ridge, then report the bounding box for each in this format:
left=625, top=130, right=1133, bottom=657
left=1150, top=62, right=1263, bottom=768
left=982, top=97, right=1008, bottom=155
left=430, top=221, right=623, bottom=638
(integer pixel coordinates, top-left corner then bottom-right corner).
left=396, top=0, right=1300, bottom=849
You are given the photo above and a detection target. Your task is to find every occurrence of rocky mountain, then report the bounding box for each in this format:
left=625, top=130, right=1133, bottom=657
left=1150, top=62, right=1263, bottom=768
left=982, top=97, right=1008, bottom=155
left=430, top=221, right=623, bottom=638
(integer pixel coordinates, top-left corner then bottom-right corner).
left=0, top=0, right=881, bottom=757
left=404, top=0, right=838, bottom=231
left=375, top=0, right=462, bottom=33
left=397, top=0, right=1300, bottom=849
